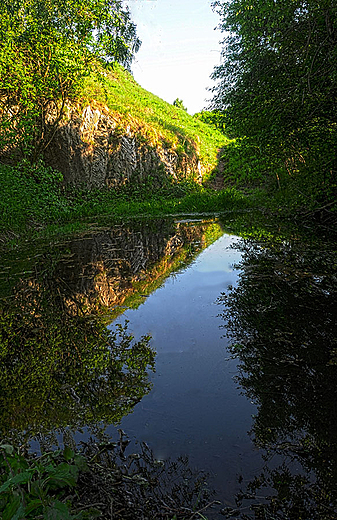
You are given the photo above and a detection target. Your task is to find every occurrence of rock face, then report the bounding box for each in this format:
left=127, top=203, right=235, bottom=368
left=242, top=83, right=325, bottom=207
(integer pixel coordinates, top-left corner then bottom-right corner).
left=45, top=104, right=203, bottom=188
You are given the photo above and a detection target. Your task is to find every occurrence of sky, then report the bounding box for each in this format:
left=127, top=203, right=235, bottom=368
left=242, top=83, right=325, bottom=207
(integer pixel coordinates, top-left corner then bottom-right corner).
left=126, top=0, right=222, bottom=114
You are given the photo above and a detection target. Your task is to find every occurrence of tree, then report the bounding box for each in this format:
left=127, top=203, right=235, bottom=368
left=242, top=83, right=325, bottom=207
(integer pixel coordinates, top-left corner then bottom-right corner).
left=0, top=0, right=141, bottom=161
left=211, top=0, right=337, bottom=205
left=173, top=98, right=188, bottom=111
left=193, top=110, right=225, bottom=132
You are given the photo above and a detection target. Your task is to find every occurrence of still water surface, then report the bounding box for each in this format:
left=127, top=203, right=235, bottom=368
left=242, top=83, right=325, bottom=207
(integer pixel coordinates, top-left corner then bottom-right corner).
left=110, top=233, right=261, bottom=504
left=0, top=215, right=336, bottom=517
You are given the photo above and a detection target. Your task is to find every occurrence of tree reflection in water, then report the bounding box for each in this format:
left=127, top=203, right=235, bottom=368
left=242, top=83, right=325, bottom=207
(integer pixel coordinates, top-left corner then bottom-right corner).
left=0, top=267, right=155, bottom=442
left=0, top=218, right=222, bottom=449
left=218, top=234, right=337, bottom=519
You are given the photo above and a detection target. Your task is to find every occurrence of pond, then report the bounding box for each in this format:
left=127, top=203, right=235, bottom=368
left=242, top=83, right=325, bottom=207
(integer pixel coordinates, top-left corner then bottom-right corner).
left=0, top=215, right=336, bottom=518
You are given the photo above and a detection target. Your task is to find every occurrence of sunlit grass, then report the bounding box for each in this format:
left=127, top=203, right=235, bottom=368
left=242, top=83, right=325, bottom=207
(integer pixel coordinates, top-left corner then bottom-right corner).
left=80, top=63, right=228, bottom=178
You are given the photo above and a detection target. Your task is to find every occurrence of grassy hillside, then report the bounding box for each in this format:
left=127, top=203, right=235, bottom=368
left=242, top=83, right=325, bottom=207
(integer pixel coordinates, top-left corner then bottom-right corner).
left=80, top=63, right=228, bottom=177
left=1, top=64, right=248, bottom=244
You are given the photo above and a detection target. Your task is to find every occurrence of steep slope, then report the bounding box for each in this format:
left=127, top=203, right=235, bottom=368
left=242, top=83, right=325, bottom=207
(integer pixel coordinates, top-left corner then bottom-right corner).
left=44, top=64, right=228, bottom=188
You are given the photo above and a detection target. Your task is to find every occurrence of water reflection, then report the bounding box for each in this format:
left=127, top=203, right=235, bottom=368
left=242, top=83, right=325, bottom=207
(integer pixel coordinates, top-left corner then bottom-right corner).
left=0, top=265, right=155, bottom=441
left=218, top=235, right=337, bottom=518
left=0, top=218, right=222, bottom=443
left=1, top=214, right=336, bottom=517
left=109, top=232, right=256, bottom=507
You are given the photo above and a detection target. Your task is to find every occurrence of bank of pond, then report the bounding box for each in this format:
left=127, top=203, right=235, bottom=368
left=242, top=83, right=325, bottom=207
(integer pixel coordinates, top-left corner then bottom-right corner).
left=0, top=213, right=336, bottom=519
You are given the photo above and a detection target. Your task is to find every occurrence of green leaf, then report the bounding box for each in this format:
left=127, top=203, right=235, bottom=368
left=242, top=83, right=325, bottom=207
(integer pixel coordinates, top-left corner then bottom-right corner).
left=44, top=463, right=78, bottom=488
left=11, top=502, right=26, bottom=520
left=46, top=500, right=73, bottom=520
left=73, top=454, right=88, bottom=472
left=0, top=444, right=14, bottom=455
left=24, top=498, right=43, bottom=515
left=63, top=447, right=74, bottom=461
left=2, top=495, right=24, bottom=520
left=0, top=470, right=33, bottom=493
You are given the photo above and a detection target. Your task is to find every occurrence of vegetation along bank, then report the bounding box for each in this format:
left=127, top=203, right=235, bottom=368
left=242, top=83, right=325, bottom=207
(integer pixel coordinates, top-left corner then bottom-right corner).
left=2, top=0, right=336, bottom=246
left=0, top=0, right=337, bottom=518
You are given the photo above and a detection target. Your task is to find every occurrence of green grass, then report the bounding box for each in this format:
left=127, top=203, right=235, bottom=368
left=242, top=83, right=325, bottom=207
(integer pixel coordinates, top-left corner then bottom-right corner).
left=0, top=63, right=249, bottom=248
left=0, top=161, right=70, bottom=233
left=79, top=63, right=229, bottom=178
left=0, top=161, right=250, bottom=247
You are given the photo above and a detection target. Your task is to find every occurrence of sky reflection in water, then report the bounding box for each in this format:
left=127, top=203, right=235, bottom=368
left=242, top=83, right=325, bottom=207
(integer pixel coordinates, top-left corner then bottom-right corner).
left=2, top=217, right=335, bottom=516
left=110, top=233, right=262, bottom=503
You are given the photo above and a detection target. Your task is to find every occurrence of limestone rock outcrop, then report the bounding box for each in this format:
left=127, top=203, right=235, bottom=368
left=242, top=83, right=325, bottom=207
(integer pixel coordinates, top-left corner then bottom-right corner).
left=45, top=104, right=203, bottom=188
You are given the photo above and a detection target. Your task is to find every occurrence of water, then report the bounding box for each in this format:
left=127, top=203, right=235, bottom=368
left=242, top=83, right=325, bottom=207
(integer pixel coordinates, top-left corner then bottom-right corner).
left=109, top=233, right=262, bottom=505
left=0, top=215, right=336, bottom=517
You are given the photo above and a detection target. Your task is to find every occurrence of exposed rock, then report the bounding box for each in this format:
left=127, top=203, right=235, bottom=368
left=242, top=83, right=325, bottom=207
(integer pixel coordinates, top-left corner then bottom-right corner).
left=44, top=104, right=203, bottom=188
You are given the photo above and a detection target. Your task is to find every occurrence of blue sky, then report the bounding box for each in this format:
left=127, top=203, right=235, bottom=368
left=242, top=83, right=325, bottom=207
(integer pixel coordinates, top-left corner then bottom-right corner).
left=126, top=0, right=222, bottom=114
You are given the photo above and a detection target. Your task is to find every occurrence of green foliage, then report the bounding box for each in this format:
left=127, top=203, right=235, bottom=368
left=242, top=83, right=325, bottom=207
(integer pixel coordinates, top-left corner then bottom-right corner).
left=0, top=162, right=68, bottom=232
left=193, top=110, right=226, bottom=133
left=211, top=0, right=337, bottom=209
left=0, top=445, right=87, bottom=519
left=0, top=437, right=214, bottom=520
left=0, top=161, right=250, bottom=242
left=81, top=64, right=228, bottom=176
left=0, top=0, right=140, bottom=160
left=173, top=98, right=188, bottom=111
left=172, top=188, right=249, bottom=213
